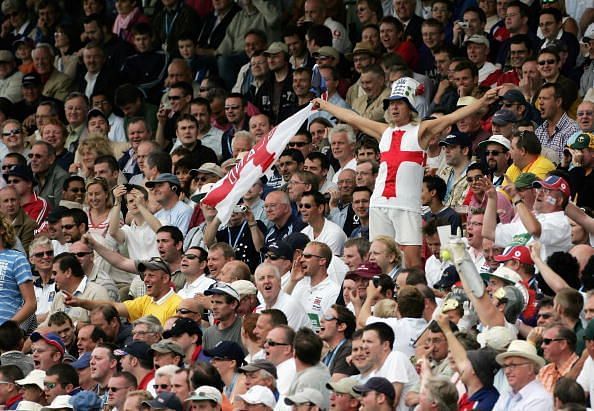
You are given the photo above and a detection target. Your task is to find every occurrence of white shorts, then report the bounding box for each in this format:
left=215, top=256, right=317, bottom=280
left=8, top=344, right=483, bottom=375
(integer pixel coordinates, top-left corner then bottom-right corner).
left=369, top=207, right=422, bottom=246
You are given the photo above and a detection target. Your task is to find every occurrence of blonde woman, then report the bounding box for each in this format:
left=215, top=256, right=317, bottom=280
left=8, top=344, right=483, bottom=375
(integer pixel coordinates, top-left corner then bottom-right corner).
left=69, top=135, right=114, bottom=178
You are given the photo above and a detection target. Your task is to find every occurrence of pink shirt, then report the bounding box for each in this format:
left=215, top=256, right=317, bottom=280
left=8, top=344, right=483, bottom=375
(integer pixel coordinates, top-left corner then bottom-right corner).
left=468, top=191, right=515, bottom=223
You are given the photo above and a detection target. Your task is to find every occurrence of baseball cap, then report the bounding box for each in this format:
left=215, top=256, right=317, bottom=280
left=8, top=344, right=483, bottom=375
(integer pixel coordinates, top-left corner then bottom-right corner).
left=40, top=395, right=73, bottom=410
left=266, top=241, right=293, bottom=261
left=151, top=339, right=185, bottom=357
left=142, top=392, right=182, bottom=411
left=464, top=34, right=489, bottom=48
left=190, top=182, right=216, bottom=203
left=434, top=265, right=460, bottom=290
left=30, top=332, right=65, bottom=355
left=145, top=173, right=181, bottom=188
left=238, top=385, right=276, bottom=409
left=569, top=132, right=594, bottom=150
left=283, top=232, right=310, bottom=252
left=16, top=401, right=42, bottom=411
left=315, top=46, right=339, bottom=60
left=456, top=96, right=478, bottom=107
left=514, top=173, right=538, bottom=189
left=284, top=388, right=326, bottom=408
left=114, top=341, right=154, bottom=365
left=3, top=164, right=36, bottom=185
left=190, top=163, right=225, bottom=178
left=239, top=360, right=278, bottom=379
left=0, top=50, right=14, bottom=63
left=163, top=318, right=202, bottom=339
left=70, top=352, right=91, bottom=370
left=532, top=175, right=571, bottom=198
left=264, top=42, right=288, bottom=55
left=477, top=135, right=511, bottom=151
left=22, top=72, right=41, bottom=87
left=439, top=132, right=472, bottom=148
left=326, top=377, right=360, bottom=397
left=135, top=257, right=171, bottom=276
left=204, top=282, right=240, bottom=301
left=345, top=261, right=382, bottom=280
left=186, top=386, right=222, bottom=404
left=501, top=89, right=527, bottom=105
left=15, top=370, right=45, bottom=390
left=494, top=245, right=533, bottom=265
left=491, top=109, right=518, bottom=126
left=231, top=280, right=258, bottom=298
left=204, top=341, right=245, bottom=365
left=467, top=349, right=499, bottom=387
left=353, top=377, right=395, bottom=400
left=87, top=108, right=108, bottom=124
left=480, top=266, right=521, bottom=284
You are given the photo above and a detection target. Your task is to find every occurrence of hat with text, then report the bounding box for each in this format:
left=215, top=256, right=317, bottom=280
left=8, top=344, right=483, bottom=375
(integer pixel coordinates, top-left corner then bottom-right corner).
left=383, top=76, right=419, bottom=112
left=532, top=175, right=571, bottom=198
left=569, top=132, right=594, bottom=150
left=22, top=72, right=41, bottom=87
left=267, top=241, right=293, bottom=261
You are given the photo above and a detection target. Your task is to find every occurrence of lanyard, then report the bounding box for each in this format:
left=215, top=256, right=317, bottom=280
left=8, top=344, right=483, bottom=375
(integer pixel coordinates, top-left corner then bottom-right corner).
left=228, top=221, right=247, bottom=249
left=164, top=10, right=179, bottom=37
left=323, top=339, right=346, bottom=367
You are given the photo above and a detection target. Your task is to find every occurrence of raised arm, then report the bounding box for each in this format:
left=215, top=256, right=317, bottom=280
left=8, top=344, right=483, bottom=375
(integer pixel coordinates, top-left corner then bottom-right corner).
left=131, top=189, right=162, bottom=232
left=418, top=88, right=500, bottom=149
left=84, top=233, right=137, bottom=273
left=502, top=182, right=542, bottom=238
left=108, top=185, right=127, bottom=244
left=203, top=216, right=222, bottom=248
left=565, top=202, right=594, bottom=235
left=436, top=313, right=470, bottom=371
left=528, top=242, right=570, bottom=293
left=482, top=177, right=499, bottom=241
left=313, top=98, right=388, bottom=139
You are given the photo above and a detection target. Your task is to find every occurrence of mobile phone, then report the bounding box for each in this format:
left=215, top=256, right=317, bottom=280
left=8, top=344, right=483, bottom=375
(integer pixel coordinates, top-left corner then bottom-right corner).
left=372, top=275, right=380, bottom=287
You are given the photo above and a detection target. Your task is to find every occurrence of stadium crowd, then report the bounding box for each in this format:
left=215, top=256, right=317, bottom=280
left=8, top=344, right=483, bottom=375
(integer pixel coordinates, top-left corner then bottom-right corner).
left=0, top=0, right=593, bottom=409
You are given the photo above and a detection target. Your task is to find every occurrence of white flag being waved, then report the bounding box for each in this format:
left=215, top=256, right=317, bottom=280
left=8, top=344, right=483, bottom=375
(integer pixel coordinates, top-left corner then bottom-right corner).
left=202, top=104, right=313, bottom=225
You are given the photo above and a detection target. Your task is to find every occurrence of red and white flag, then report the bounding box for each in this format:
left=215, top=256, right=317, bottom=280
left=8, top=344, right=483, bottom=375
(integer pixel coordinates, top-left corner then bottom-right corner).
left=202, top=104, right=313, bottom=224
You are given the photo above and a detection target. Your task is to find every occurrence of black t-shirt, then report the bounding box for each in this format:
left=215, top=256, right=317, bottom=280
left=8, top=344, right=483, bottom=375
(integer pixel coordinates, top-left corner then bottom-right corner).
left=216, top=220, right=266, bottom=272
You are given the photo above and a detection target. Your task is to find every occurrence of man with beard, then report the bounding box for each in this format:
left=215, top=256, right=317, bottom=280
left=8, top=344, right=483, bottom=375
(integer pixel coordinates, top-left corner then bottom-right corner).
left=478, top=135, right=511, bottom=187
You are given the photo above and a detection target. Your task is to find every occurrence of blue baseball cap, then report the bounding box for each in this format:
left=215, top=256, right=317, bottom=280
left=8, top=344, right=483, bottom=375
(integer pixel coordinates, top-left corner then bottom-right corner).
left=71, top=352, right=91, bottom=370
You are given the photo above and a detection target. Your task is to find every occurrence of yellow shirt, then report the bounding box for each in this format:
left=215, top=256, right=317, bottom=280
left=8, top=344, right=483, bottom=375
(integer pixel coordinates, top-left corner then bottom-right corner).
left=123, top=289, right=182, bottom=325
left=504, top=155, right=556, bottom=184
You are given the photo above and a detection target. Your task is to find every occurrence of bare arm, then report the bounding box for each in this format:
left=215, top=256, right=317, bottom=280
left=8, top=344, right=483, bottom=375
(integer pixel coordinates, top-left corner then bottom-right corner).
left=356, top=281, right=382, bottom=329
left=502, top=182, right=541, bottom=237
left=12, top=281, right=36, bottom=324
left=132, top=189, right=162, bottom=232
left=565, top=203, right=594, bottom=235
left=63, top=290, right=129, bottom=318
left=436, top=313, right=471, bottom=372
left=313, top=98, right=388, bottom=139
left=203, top=217, right=222, bottom=248
left=419, top=88, right=500, bottom=149
left=246, top=210, right=264, bottom=252
left=482, top=177, right=499, bottom=241
left=529, top=242, right=569, bottom=293
left=84, top=234, right=137, bottom=273
left=108, top=185, right=126, bottom=244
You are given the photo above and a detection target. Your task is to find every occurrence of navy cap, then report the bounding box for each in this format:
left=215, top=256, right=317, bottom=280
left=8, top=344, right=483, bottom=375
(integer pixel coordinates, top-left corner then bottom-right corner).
left=204, top=341, right=245, bottom=366
left=283, top=232, right=310, bottom=252
left=22, top=72, right=41, bottom=87
left=267, top=241, right=293, bottom=261
left=163, top=318, right=202, bottom=339
left=145, top=173, right=181, bottom=188
left=501, top=89, right=526, bottom=105
left=492, top=109, right=518, bottom=126
left=114, top=341, right=154, bottom=366
left=353, top=377, right=395, bottom=400
left=71, top=352, right=91, bottom=370
left=438, top=132, right=472, bottom=148
left=434, top=266, right=460, bottom=290
left=142, top=392, right=183, bottom=411
left=3, top=164, right=36, bottom=185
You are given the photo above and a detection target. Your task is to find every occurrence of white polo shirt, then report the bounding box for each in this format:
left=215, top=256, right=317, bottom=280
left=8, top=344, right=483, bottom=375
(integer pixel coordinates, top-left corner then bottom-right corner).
left=292, top=276, right=340, bottom=331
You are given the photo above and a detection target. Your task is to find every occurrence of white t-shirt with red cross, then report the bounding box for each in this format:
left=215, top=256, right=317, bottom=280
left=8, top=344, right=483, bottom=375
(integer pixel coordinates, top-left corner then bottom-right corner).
left=372, top=123, right=426, bottom=211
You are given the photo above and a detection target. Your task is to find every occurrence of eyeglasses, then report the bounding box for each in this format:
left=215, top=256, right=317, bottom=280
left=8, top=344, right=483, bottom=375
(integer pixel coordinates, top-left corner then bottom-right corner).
left=485, top=150, right=503, bottom=156
left=176, top=308, right=197, bottom=314
left=153, top=384, right=170, bottom=390
left=501, top=362, right=531, bottom=370
left=298, top=203, right=313, bottom=209
left=2, top=128, right=21, bottom=136
left=44, top=382, right=59, bottom=389
left=466, top=175, right=482, bottom=183
left=1, top=165, right=14, bottom=170
left=32, top=250, right=54, bottom=258
left=302, top=253, right=323, bottom=259
left=72, top=251, right=93, bottom=258
left=7, top=179, right=23, bottom=184
left=538, top=59, right=557, bottom=65
left=108, top=386, right=131, bottom=392
left=577, top=111, right=593, bottom=116
left=168, top=95, right=183, bottom=101
left=28, top=153, right=45, bottom=159
left=265, top=339, right=290, bottom=347
left=182, top=253, right=200, bottom=260
left=288, top=141, right=308, bottom=147
left=225, top=105, right=240, bottom=110
left=62, top=223, right=76, bottom=230
left=542, top=338, right=566, bottom=345
left=68, top=187, right=86, bottom=193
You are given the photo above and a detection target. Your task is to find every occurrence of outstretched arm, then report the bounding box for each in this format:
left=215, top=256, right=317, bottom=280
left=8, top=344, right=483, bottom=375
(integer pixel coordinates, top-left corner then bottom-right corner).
left=84, top=234, right=137, bottom=273
left=312, top=99, right=388, bottom=139
left=418, top=88, right=500, bottom=149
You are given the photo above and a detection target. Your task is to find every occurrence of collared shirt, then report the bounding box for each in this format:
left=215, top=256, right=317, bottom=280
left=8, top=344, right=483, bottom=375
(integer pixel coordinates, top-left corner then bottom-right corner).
left=493, top=379, right=553, bottom=411
left=123, top=288, right=182, bottom=324
left=535, top=112, right=580, bottom=164
left=177, top=274, right=216, bottom=299
left=537, top=353, right=580, bottom=393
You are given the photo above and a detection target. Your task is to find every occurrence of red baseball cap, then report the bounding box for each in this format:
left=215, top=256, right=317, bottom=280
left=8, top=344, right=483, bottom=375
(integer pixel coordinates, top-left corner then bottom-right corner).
left=345, top=262, right=382, bottom=279
left=494, top=245, right=533, bottom=265
left=532, top=175, right=571, bottom=198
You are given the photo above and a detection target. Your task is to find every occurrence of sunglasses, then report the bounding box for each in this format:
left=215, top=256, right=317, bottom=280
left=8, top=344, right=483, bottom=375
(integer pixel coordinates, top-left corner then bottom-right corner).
left=28, top=153, right=44, bottom=159
left=466, top=176, right=482, bottom=183
left=542, top=337, right=566, bottom=345
left=168, top=95, right=183, bottom=101
left=32, top=250, right=54, bottom=258
left=72, top=252, right=93, bottom=258
left=265, top=253, right=282, bottom=260
left=265, top=339, right=290, bottom=347
left=108, top=386, right=129, bottom=392
left=485, top=150, right=503, bottom=156
left=538, top=59, right=557, bottom=66
left=176, top=308, right=197, bottom=314
left=298, top=203, right=313, bottom=209
left=153, top=384, right=170, bottom=390
left=44, top=382, right=59, bottom=389
left=322, top=314, right=338, bottom=321
left=302, top=253, right=323, bottom=259
left=7, top=179, right=23, bottom=184
left=288, top=141, right=308, bottom=147
left=182, top=253, right=200, bottom=260
left=2, top=128, right=21, bottom=137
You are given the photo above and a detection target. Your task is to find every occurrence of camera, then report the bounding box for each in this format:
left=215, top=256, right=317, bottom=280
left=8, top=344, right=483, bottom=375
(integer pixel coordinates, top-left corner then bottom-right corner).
left=457, top=21, right=469, bottom=29
left=372, top=275, right=380, bottom=287
left=233, top=205, right=248, bottom=213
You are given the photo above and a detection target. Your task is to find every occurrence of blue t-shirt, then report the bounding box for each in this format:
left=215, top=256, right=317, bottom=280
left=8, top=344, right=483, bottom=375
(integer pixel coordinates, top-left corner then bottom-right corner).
left=0, top=249, right=33, bottom=324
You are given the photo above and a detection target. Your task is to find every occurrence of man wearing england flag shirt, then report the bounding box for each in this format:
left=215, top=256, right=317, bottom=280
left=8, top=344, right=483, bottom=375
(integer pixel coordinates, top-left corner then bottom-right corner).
left=313, top=78, right=500, bottom=267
